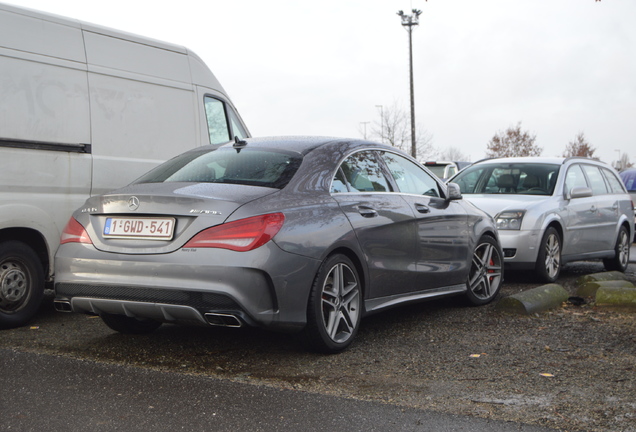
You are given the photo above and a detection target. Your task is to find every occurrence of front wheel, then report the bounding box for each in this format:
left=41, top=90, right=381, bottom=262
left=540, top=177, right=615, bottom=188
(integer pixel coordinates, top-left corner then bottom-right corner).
left=465, top=235, right=503, bottom=305
left=302, top=254, right=361, bottom=354
left=100, top=313, right=162, bottom=334
left=535, top=227, right=561, bottom=283
left=0, top=241, right=45, bottom=329
left=603, top=226, right=630, bottom=272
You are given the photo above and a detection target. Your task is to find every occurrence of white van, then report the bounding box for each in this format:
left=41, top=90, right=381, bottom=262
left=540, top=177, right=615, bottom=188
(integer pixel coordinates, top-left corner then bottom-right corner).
left=0, top=2, right=250, bottom=328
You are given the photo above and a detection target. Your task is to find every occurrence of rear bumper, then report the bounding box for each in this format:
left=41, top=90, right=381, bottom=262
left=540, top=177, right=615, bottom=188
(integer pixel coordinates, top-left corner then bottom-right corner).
left=54, top=242, right=321, bottom=332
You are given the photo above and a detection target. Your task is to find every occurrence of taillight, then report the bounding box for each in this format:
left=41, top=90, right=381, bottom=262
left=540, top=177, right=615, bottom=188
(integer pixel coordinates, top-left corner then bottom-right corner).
left=60, top=217, right=93, bottom=245
left=183, top=213, right=285, bottom=252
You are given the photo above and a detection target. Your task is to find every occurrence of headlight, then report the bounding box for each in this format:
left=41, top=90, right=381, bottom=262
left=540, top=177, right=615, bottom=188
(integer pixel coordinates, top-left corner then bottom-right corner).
left=496, top=210, right=525, bottom=230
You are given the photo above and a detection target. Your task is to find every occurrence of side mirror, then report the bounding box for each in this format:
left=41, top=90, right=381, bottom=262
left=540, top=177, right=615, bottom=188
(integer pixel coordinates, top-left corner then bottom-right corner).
left=569, top=186, right=593, bottom=199
left=447, top=182, right=462, bottom=201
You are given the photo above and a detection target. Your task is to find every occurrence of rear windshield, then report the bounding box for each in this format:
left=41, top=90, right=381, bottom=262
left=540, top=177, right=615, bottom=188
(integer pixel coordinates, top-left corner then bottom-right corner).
left=134, top=147, right=302, bottom=189
left=453, top=163, right=561, bottom=195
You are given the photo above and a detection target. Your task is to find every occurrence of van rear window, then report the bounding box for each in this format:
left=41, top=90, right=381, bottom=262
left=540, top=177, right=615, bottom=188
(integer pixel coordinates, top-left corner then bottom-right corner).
left=135, top=147, right=302, bottom=189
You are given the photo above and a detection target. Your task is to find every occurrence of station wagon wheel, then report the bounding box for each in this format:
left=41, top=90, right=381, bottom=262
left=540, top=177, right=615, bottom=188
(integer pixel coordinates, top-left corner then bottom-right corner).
left=465, top=235, right=503, bottom=305
left=100, top=313, right=162, bottom=334
left=535, top=227, right=561, bottom=283
left=0, top=241, right=44, bottom=329
left=303, top=254, right=361, bottom=353
left=603, top=226, right=630, bottom=272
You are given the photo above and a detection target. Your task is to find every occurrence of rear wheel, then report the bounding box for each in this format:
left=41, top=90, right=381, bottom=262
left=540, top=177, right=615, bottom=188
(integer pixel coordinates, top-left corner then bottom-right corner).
left=465, top=235, right=503, bottom=305
left=303, top=254, right=361, bottom=354
left=535, top=227, right=561, bottom=283
left=100, top=313, right=162, bottom=334
left=603, top=226, right=630, bottom=272
left=0, top=241, right=45, bottom=329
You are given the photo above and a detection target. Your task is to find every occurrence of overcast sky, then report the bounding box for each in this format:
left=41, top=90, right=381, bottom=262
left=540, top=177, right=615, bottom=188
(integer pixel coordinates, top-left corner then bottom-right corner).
left=5, top=0, right=636, bottom=165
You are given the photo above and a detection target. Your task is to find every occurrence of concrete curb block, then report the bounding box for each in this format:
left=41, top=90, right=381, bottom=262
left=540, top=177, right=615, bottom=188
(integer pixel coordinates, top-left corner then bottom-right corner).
left=496, top=284, right=569, bottom=315
left=576, top=280, right=635, bottom=298
left=596, top=286, right=636, bottom=308
left=574, top=271, right=628, bottom=287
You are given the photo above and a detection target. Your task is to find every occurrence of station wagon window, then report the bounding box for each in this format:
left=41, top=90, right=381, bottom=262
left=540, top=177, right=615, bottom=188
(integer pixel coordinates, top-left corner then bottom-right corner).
left=204, top=97, right=231, bottom=144
left=381, top=152, right=440, bottom=197
left=581, top=165, right=608, bottom=195
left=339, top=151, right=391, bottom=193
left=565, top=164, right=588, bottom=193
left=601, top=168, right=626, bottom=194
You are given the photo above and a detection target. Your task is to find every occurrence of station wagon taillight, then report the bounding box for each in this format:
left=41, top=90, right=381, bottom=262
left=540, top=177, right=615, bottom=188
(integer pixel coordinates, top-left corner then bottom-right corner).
left=183, top=213, right=285, bottom=252
left=60, top=217, right=93, bottom=245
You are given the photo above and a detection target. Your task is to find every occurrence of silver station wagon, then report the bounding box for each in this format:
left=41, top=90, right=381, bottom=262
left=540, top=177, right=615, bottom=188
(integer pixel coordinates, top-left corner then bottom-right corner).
left=54, top=137, right=503, bottom=353
left=450, top=157, right=634, bottom=283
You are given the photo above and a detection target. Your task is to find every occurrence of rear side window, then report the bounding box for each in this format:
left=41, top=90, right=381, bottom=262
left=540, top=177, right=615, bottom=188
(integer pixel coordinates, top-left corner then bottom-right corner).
left=581, top=165, right=608, bottom=195
left=135, top=147, right=302, bottom=189
left=601, top=168, right=626, bottom=194
left=339, top=151, right=391, bottom=192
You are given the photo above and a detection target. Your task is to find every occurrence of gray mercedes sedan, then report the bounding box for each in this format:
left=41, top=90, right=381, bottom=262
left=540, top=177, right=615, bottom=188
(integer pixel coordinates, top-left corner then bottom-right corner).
left=54, top=137, right=502, bottom=353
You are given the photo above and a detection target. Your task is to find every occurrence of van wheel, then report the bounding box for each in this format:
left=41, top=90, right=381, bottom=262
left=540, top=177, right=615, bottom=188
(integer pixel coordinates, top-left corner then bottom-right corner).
left=0, top=241, right=45, bottom=329
left=100, top=313, right=162, bottom=334
left=535, top=227, right=561, bottom=283
left=603, top=226, right=630, bottom=272
left=302, top=254, right=361, bottom=354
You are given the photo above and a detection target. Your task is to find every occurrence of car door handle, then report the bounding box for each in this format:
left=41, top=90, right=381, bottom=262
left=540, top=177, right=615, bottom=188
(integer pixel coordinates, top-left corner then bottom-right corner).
left=415, top=204, right=430, bottom=214
left=589, top=205, right=596, bottom=212
left=357, top=206, right=378, bottom=218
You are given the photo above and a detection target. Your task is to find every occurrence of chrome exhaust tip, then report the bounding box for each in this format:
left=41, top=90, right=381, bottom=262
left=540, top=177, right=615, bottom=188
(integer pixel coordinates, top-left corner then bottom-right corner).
left=204, top=313, right=242, bottom=328
left=54, top=300, right=73, bottom=312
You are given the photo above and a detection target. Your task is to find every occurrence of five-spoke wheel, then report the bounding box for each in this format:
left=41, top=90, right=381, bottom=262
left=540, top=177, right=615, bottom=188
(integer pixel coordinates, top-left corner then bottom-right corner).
left=535, top=227, right=561, bottom=283
left=304, top=254, right=361, bottom=353
left=466, top=235, right=503, bottom=305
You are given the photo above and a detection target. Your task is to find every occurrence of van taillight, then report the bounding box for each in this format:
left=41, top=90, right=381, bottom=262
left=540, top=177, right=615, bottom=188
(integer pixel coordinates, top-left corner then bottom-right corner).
left=60, top=217, right=93, bottom=245
left=183, top=213, right=285, bottom=252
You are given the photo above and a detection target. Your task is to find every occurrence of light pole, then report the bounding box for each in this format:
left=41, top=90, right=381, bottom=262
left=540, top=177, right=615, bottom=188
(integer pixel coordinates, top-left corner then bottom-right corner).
left=375, top=105, right=384, bottom=143
left=397, top=8, right=422, bottom=158
left=360, top=121, right=370, bottom=139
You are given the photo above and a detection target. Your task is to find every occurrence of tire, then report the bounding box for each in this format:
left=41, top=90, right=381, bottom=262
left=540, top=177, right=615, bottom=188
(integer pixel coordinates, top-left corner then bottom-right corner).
left=535, top=227, right=561, bottom=283
left=302, top=254, right=361, bottom=354
left=0, top=241, right=45, bottom=329
left=465, top=235, right=503, bottom=305
left=100, top=313, right=162, bottom=334
left=603, top=226, right=630, bottom=272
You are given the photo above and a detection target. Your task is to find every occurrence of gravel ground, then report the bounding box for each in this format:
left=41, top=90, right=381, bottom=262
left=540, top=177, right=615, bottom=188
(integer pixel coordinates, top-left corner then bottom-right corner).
left=2, top=260, right=635, bottom=432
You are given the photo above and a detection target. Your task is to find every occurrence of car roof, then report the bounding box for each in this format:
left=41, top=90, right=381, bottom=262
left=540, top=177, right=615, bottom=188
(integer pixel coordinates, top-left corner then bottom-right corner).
left=210, top=136, right=401, bottom=157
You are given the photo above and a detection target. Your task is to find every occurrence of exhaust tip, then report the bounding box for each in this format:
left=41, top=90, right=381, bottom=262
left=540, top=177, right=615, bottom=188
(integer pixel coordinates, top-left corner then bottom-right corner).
left=204, top=313, right=242, bottom=328
left=54, top=300, right=73, bottom=312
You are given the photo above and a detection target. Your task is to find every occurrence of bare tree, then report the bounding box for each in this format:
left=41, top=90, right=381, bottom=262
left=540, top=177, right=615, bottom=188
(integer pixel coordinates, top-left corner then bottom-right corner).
left=615, top=153, right=634, bottom=171
left=562, top=132, right=596, bottom=159
left=439, top=146, right=470, bottom=162
left=369, top=101, right=436, bottom=160
left=485, top=122, right=542, bottom=158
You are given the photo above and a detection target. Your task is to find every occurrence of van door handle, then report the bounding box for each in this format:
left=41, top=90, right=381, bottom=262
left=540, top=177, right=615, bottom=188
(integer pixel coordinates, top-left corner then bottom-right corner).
left=415, top=204, right=430, bottom=214
left=357, top=206, right=378, bottom=218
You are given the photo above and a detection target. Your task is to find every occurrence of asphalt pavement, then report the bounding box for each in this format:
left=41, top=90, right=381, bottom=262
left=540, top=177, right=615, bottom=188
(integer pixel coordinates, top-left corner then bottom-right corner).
left=1, top=348, right=557, bottom=432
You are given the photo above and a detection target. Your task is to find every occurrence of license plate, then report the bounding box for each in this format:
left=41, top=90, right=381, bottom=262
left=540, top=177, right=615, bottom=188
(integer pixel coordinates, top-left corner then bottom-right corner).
left=104, top=217, right=175, bottom=240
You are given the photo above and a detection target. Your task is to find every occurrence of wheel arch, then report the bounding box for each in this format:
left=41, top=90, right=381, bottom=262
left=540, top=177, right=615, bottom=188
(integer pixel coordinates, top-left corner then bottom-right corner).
left=0, top=228, right=50, bottom=281
left=321, top=246, right=367, bottom=301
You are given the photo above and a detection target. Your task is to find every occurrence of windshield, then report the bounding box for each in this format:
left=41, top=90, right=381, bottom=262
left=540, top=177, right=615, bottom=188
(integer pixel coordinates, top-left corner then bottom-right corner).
left=134, top=147, right=303, bottom=189
left=619, top=170, right=636, bottom=192
left=453, top=163, right=560, bottom=195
